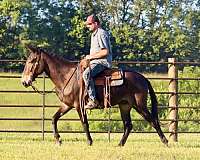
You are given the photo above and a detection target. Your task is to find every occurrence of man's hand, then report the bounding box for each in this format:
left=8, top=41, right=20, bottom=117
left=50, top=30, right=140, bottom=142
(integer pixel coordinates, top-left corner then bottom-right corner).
left=80, top=58, right=90, bottom=71
left=85, top=55, right=91, bottom=60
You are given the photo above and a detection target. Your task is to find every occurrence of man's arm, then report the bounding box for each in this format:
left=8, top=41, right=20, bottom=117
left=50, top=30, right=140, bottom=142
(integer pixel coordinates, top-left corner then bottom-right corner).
left=85, top=48, right=108, bottom=60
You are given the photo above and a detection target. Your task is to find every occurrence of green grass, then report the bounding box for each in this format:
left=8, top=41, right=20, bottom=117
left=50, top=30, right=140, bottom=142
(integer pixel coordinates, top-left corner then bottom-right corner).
left=0, top=72, right=60, bottom=105
left=0, top=133, right=199, bottom=160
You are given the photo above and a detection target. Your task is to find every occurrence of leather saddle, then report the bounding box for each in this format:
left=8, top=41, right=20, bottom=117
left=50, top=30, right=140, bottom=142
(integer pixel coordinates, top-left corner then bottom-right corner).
left=94, top=68, right=124, bottom=86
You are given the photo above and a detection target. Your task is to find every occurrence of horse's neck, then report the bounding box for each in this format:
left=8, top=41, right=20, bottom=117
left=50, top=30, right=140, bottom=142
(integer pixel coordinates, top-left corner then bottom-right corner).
left=42, top=53, right=76, bottom=89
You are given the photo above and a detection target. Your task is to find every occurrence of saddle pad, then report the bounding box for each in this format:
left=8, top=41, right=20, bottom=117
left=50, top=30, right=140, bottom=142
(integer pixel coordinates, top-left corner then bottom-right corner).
left=95, top=69, right=124, bottom=86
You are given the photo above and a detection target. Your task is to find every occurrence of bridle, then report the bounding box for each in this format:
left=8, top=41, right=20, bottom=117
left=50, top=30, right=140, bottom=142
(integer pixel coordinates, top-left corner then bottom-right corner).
left=30, top=52, right=78, bottom=97
left=30, top=52, right=41, bottom=79
left=29, top=52, right=46, bottom=95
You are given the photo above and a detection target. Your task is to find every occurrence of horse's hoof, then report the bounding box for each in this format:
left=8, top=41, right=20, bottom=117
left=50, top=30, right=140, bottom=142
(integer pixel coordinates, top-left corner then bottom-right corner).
left=55, top=139, right=62, bottom=146
left=87, top=140, right=93, bottom=146
left=118, top=143, right=124, bottom=147
left=162, top=137, right=168, bottom=147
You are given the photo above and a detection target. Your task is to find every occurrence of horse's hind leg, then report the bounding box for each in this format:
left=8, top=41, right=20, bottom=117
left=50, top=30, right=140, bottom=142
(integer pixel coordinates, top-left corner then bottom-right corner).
left=118, top=102, right=133, bottom=146
left=52, top=102, right=72, bottom=145
left=140, top=107, right=167, bottom=144
left=134, top=93, right=168, bottom=145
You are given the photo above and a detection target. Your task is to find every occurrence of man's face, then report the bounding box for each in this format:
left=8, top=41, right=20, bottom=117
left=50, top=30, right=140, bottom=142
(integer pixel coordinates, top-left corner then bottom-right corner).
left=86, top=22, right=98, bottom=32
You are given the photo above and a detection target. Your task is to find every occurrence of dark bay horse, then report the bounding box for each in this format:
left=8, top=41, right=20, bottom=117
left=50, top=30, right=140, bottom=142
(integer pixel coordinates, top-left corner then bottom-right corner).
left=21, top=45, right=168, bottom=146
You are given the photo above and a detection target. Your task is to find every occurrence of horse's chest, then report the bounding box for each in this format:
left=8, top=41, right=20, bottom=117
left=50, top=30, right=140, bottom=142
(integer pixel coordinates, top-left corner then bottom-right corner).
left=55, top=86, right=72, bottom=98
left=55, top=85, right=78, bottom=106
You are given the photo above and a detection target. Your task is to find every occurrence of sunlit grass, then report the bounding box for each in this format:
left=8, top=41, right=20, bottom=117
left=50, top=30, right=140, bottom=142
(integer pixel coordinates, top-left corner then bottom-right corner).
left=0, top=133, right=199, bottom=160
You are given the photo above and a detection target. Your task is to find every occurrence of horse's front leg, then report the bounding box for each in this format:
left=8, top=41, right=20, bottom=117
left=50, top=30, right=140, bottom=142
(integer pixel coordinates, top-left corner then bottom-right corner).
left=76, top=107, right=93, bottom=145
left=52, top=103, right=72, bottom=145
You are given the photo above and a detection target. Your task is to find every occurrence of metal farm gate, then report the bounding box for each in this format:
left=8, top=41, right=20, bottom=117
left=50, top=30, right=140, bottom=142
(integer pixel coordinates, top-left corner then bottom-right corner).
left=0, top=58, right=199, bottom=142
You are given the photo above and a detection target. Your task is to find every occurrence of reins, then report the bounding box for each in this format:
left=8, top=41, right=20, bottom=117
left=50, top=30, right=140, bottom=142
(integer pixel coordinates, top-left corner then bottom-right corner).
left=31, top=84, right=44, bottom=95
left=31, top=77, right=56, bottom=95
left=60, top=66, right=78, bottom=101
left=31, top=67, right=78, bottom=97
left=79, top=58, right=91, bottom=123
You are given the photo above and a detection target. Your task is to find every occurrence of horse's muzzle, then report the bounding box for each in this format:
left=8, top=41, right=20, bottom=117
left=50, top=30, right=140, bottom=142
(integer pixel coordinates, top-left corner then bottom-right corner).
left=21, top=75, right=33, bottom=87
left=22, top=80, right=32, bottom=87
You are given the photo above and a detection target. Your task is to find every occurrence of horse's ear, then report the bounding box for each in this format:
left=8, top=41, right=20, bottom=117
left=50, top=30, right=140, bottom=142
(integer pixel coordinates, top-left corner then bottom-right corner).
left=26, top=45, right=37, bottom=53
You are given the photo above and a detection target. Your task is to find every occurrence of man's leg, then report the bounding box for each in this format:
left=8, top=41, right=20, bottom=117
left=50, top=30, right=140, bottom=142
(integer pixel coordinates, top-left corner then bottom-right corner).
left=82, top=64, right=107, bottom=108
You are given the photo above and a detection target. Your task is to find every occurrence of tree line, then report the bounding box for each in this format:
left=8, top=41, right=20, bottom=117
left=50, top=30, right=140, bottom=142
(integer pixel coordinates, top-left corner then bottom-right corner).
left=0, top=0, right=199, bottom=71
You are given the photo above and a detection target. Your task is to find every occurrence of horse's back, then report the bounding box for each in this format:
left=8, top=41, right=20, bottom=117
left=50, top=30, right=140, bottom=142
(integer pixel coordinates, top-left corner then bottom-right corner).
left=95, top=67, right=149, bottom=90
left=123, top=69, right=149, bottom=91
left=96, top=68, right=148, bottom=84
left=94, top=68, right=149, bottom=107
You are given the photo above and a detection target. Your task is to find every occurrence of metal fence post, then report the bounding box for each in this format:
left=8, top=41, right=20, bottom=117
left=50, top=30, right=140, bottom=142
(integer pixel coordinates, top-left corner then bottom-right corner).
left=168, top=58, right=178, bottom=142
left=42, top=72, right=46, bottom=140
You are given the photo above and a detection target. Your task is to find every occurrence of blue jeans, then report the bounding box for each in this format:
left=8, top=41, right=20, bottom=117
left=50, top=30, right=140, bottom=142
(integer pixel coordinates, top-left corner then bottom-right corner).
left=82, top=63, right=107, bottom=101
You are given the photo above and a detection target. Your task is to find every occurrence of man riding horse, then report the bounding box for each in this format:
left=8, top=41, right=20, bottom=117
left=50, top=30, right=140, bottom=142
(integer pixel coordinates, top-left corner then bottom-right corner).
left=83, top=14, right=112, bottom=109
left=21, top=15, right=168, bottom=146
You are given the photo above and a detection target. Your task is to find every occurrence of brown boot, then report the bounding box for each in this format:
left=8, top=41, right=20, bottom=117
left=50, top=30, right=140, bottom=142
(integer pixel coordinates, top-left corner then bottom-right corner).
left=85, top=99, right=99, bottom=110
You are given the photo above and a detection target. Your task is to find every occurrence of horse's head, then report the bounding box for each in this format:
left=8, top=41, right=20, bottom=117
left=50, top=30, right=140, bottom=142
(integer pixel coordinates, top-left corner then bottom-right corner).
left=21, top=45, right=45, bottom=87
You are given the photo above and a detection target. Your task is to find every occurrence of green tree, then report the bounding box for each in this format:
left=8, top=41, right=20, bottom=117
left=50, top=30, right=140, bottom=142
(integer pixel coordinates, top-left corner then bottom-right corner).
left=0, top=0, right=199, bottom=70
left=0, top=0, right=30, bottom=59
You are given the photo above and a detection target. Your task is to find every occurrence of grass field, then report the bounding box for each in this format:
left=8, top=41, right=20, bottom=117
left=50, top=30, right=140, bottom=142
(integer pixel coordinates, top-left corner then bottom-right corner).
left=0, top=133, right=199, bottom=160
left=0, top=72, right=200, bottom=159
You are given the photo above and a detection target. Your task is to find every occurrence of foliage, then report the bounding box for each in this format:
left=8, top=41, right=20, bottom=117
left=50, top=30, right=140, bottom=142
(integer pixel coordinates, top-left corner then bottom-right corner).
left=0, top=0, right=30, bottom=60
left=178, top=67, right=200, bottom=126
left=0, top=0, right=199, bottom=71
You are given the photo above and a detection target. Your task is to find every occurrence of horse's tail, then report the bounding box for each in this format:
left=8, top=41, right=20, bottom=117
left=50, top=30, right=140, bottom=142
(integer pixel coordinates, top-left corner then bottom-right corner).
left=147, top=79, right=158, bottom=120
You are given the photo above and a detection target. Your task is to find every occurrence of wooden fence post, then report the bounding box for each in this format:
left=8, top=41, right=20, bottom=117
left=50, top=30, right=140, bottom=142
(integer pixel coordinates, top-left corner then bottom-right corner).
left=168, top=58, right=178, bottom=142
left=42, top=72, right=46, bottom=140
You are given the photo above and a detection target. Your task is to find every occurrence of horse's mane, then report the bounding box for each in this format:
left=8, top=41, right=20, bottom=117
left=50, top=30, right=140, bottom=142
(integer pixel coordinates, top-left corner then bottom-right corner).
left=37, top=47, right=77, bottom=66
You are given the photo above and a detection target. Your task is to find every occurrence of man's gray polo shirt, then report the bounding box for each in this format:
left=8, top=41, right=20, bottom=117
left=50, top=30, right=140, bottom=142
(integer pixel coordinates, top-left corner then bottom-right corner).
left=90, top=28, right=112, bottom=68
